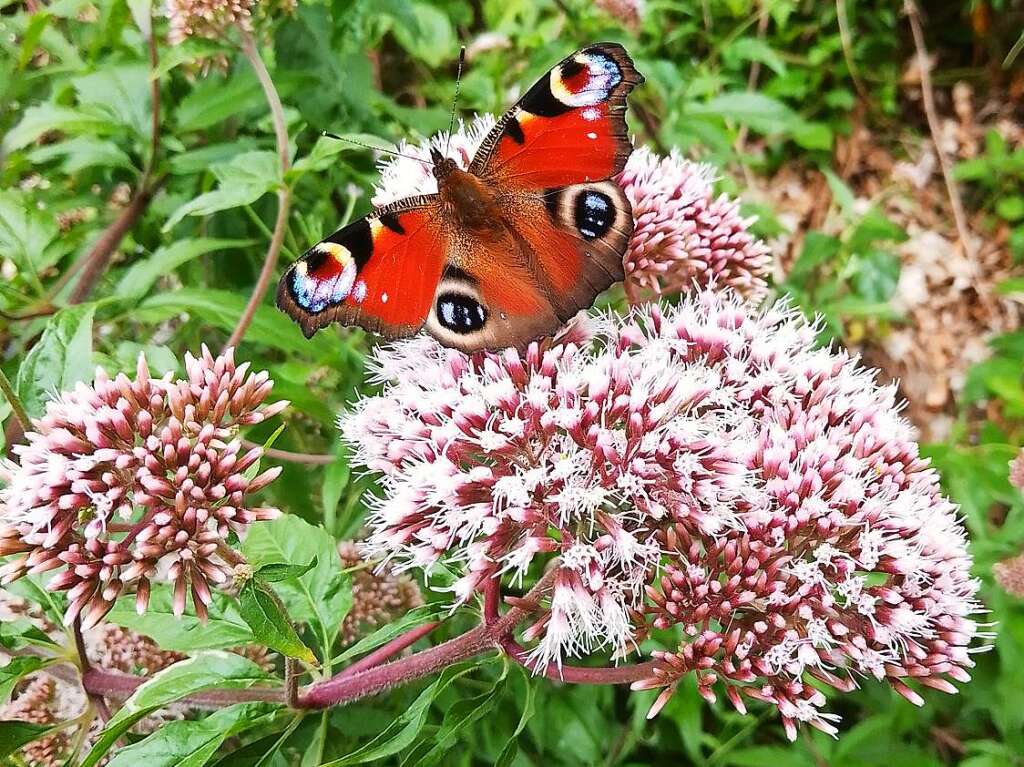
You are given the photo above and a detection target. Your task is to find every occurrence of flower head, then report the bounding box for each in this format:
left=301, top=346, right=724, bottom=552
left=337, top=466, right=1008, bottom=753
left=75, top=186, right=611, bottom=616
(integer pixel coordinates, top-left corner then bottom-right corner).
left=994, top=552, right=1024, bottom=598
left=1010, top=448, right=1024, bottom=491
left=617, top=147, right=771, bottom=300
left=0, top=346, right=286, bottom=627
left=166, top=0, right=254, bottom=44
left=338, top=539, right=424, bottom=645
left=341, top=289, right=983, bottom=738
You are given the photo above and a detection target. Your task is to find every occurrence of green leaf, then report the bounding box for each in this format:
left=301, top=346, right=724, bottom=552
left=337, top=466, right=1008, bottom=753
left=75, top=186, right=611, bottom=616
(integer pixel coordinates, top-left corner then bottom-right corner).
left=851, top=249, right=901, bottom=303
left=116, top=238, right=254, bottom=298
left=996, top=195, right=1024, bottom=222
left=163, top=187, right=268, bottom=232
left=289, top=133, right=382, bottom=177
left=27, top=136, right=135, bottom=173
left=996, top=277, right=1024, bottom=296
left=72, top=65, right=151, bottom=138
left=407, top=666, right=507, bottom=767
left=0, top=189, right=60, bottom=276
left=3, top=575, right=67, bottom=625
left=17, top=12, right=51, bottom=70
left=787, top=231, right=840, bottom=284
left=126, top=0, right=152, bottom=39
left=176, top=72, right=264, bottom=132
left=106, top=586, right=254, bottom=652
left=80, top=652, right=275, bottom=767
left=164, top=151, right=282, bottom=231
left=2, top=104, right=112, bottom=153
left=494, top=665, right=536, bottom=767
left=0, top=618, right=60, bottom=652
left=320, top=662, right=477, bottom=766
left=723, top=37, right=787, bottom=75
left=0, top=721, right=59, bottom=759
left=135, top=288, right=336, bottom=356
left=792, top=121, right=833, bottom=151
left=0, top=656, right=50, bottom=703
left=822, top=168, right=856, bottom=215
left=389, top=2, right=456, bottom=67
left=257, top=557, right=319, bottom=583
left=242, top=516, right=353, bottom=652
left=321, top=449, right=351, bottom=533
left=848, top=208, right=908, bottom=251
left=238, top=577, right=319, bottom=665
left=105, top=703, right=281, bottom=767
left=300, top=712, right=330, bottom=767
left=687, top=92, right=797, bottom=134
left=15, top=304, right=95, bottom=419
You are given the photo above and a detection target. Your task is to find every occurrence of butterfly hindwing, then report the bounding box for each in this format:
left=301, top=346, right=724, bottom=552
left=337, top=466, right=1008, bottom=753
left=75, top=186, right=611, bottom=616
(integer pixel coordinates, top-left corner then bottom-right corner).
left=425, top=181, right=632, bottom=352
left=276, top=197, right=447, bottom=339
left=470, top=42, right=643, bottom=190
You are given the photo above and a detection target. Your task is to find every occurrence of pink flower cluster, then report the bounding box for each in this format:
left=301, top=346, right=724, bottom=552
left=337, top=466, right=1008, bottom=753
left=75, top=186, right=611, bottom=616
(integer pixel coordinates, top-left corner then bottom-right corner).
left=341, top=289, right=983, bottom=738
left=618, top=147, right=770, bottom=300
left=370, top=119, right=770, bottom=301
left=0, top=347, right=285, bottom=627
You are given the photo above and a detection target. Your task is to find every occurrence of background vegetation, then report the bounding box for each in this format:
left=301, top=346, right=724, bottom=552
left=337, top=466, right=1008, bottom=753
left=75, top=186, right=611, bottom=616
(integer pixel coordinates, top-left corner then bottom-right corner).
left=1, top=0, right=1024, bottom=765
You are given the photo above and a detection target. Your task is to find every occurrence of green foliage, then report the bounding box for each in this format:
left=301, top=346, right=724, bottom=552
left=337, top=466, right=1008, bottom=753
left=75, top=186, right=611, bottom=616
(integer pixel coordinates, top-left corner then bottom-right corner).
left=1, top=0, right=1023, bottom=765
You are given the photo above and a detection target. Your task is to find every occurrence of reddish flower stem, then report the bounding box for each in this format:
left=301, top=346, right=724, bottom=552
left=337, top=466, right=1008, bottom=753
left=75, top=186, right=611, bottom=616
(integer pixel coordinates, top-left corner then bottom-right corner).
left=486, top=570, right=659, bottom=685
left=498, top=635, right=659, bottom=685
left=73, top=617, right=112, bottom=721
left=79, top=567, right=654, bottom=710
left=336, top=621, right=442, bottom=679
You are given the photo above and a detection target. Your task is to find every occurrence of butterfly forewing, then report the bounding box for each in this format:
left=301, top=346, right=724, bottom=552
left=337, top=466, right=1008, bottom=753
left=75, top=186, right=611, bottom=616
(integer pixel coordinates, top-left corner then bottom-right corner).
left=470, top=42, right=643, bottom=189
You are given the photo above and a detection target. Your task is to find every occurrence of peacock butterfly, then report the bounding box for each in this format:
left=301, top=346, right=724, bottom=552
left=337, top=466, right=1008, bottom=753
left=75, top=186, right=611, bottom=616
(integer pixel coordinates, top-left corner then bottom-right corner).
left=276, top=43, right=644, bottom=352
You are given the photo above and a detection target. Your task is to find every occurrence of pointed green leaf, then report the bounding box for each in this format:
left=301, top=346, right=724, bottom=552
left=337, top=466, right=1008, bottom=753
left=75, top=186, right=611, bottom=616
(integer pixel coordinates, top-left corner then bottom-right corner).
left=257, top=557, right=318, bottom=584
left=79, top=653, right=275, bottom=767
left=0, top=720, right=60, bottom=759
left=238, top=578, right=319, bottom=666
left=15, top=304, right=94, bottom=419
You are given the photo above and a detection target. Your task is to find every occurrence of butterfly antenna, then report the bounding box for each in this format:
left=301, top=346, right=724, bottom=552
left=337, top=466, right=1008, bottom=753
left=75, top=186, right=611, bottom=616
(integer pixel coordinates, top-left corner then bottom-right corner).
left=321, top=132, right=431, bottom=165
left=443, top=46, right=467, bottom=156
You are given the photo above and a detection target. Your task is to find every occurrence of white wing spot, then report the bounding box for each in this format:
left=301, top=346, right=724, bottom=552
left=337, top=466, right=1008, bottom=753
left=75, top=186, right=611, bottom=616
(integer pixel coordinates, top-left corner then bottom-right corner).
left=354, top=280, right=368, bottom=303
left=587, top=132, right=597, bottom=139
left=381, top=292, right=389, bottom=304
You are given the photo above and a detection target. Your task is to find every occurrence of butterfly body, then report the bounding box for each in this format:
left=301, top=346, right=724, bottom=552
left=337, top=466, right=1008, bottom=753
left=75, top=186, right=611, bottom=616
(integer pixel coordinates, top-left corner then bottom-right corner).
left=278, top=43, right=644, bottom=352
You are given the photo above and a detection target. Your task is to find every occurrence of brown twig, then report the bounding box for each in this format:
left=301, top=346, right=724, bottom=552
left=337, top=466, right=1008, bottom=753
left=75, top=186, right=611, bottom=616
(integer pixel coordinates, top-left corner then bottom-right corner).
left=64, top=12, right=163, bottom=306
left=904, top=0, right=980, bottom=270
left=0, top=304, right=57, bottom=322
left=226, top=28, right=292, bottom=351
left=66, top=181, right=163, bottom=305
left=285, top=658, right=300, bottom=708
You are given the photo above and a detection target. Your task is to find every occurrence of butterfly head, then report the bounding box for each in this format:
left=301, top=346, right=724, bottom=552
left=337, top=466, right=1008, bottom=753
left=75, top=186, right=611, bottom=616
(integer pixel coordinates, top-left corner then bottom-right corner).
left=430, top=147, right=459, bottom=181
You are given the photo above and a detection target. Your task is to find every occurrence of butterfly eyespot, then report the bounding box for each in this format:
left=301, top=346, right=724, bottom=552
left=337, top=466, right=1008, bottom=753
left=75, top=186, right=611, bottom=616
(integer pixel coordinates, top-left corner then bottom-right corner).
left=436, top=292, right=488, bottom=334
left=574, top=189, right=614, bottom=240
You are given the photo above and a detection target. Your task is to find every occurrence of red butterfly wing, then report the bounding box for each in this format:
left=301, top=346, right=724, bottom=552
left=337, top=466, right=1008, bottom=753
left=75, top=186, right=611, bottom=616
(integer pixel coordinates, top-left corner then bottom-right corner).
left=469, top=42, right=643, bottom=189
left=276, top=198, right=446, bottom=339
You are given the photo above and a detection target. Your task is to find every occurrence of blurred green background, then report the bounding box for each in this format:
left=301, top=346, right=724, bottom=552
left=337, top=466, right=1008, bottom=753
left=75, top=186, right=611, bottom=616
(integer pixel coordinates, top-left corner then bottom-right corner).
left=2, top=0, right=1024, bottom=764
